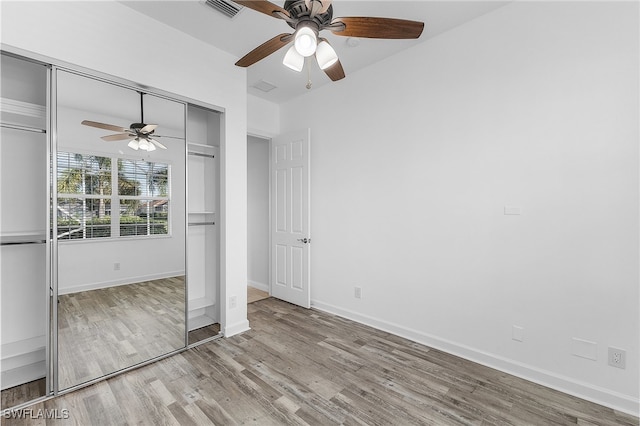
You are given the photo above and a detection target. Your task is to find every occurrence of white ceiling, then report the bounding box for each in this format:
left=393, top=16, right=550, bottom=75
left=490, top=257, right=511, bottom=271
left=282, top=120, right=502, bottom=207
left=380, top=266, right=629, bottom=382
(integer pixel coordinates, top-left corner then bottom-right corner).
left=121, top=0, right=510, bottom=104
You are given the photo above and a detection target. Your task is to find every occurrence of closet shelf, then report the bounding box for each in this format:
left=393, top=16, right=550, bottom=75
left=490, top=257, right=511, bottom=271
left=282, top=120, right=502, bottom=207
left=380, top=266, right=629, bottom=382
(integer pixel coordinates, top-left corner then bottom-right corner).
left=1, top=97, right=46, bottom=119
left=187, top=142, right=215, bottom=149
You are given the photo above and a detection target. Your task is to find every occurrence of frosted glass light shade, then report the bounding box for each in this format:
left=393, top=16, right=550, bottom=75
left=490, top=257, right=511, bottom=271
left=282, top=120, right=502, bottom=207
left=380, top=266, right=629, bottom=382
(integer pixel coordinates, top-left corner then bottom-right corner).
left=283, top=45, right=304, bottom=72
left=138, top=138, right=150, bottom=151
left=294, top=27, right=317, bottom=57
left=316, top=40, right=338, bottom=70
left=128, top=137, right=156, bottom=152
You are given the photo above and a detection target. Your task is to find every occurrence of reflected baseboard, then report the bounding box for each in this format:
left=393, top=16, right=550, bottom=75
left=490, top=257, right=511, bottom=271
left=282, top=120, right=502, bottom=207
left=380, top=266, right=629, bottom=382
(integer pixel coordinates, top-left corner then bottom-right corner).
left=58, top=270, right=186, bottom=295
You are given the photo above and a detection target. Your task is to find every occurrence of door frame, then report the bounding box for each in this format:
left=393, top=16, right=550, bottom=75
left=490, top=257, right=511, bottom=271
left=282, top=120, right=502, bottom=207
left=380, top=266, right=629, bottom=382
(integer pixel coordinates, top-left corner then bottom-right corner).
left=247, top=132, right=273, bottom=297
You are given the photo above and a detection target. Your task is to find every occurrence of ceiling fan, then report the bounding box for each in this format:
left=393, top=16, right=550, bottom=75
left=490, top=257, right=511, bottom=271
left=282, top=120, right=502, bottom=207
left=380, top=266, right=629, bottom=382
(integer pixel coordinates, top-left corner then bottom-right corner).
left=234, top=0, right=424, bottom=82
left=81, top=92, right=174, bottom=152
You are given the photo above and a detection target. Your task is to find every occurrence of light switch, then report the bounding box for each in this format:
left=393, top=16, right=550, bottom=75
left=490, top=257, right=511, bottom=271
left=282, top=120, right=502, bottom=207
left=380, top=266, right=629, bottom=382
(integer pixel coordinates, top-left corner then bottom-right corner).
left=512, top=325, right=524, bottom=342
left=504, top=206, right=522, bottom=215
left=572, top=338, right=597, bottom=361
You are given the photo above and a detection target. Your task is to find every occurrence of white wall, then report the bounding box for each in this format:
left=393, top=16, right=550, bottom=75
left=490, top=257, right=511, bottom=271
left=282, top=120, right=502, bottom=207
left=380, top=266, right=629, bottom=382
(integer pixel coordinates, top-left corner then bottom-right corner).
left=247, top=136, right=270, bottom=291
left=248, top=94, right=280, bottom=137
left=1, top=1, right=249, bottom=335
left=280, top=1, right=639, bottom=414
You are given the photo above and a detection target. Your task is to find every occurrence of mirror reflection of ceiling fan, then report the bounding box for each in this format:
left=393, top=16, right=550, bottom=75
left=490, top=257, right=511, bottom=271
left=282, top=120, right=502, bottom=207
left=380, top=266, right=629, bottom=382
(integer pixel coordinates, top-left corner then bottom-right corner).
left=81, top=92, right=179, bottom=152
left=234, top=0, right=424, bottom=83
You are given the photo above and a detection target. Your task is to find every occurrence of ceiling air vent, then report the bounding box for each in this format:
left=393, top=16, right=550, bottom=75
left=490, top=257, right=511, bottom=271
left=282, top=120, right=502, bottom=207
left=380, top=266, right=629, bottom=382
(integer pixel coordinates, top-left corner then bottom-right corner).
left=252, top=80, right=277, bottom=93
left=205, top=0, right=243, bottom=18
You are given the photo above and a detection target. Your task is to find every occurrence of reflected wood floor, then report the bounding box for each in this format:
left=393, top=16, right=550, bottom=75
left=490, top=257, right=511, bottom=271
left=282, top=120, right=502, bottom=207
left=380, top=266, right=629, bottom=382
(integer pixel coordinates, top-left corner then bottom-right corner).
left=3, top=298, right=638, bottom=425
left=57, top=277, right=185, bottom=390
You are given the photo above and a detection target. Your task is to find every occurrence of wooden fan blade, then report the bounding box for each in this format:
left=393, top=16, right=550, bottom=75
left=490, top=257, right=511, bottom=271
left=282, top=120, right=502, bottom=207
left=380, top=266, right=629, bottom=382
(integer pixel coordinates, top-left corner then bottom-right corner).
left=235, top=33, right=293, bottom=67
left=101, top=133, right=134, bottom=142
left=154, top=134, right=185, bottom=140
left=233, top=1, right=290, bottom=19
left=323, top=59, right=345, bottom=81
left=81, top=120, right=129, bottom=133
left=149, top=138, right=167, bottom=150
left=140, top=124, right=158, bottom=134
left=306, top=0, right=331, bottom=13
left=330, top=17, right=424, bottom=39
left=320, top=0, right=332, bottom=13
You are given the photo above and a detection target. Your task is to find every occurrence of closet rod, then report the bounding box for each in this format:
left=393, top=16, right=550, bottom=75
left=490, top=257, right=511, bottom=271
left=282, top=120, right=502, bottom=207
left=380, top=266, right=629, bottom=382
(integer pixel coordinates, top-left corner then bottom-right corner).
left=1, top=239, right=46, bottom=246
left=0, top=122, right=46, bottom=133
left=188, top=222, right=215, bottom=226
left=188, top=152, right=215, bottom=159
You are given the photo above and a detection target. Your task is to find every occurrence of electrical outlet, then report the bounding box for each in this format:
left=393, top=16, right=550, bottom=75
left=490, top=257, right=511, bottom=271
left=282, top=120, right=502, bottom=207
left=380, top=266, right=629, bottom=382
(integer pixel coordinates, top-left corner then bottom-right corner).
left=113, top=262, right=120, bottom=271
left=608, top=347, right=626, bottom=369
left=354, top=287, right=362, bottom=299
left=229, top=295, right=237, bottom=309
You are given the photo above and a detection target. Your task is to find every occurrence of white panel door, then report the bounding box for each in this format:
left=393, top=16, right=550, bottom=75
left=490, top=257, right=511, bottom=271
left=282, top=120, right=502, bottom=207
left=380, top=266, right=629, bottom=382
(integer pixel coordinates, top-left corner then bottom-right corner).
left=271, top=129, right=310, bottom=308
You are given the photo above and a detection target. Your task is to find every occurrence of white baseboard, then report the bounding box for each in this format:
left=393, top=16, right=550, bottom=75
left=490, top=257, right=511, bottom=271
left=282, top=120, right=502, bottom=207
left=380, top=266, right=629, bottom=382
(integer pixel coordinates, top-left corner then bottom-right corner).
left=1, top=336, right=47, bottom=390
left=223, top=320, right=250, bottom=337
left=311, top=300, right=639, bottom=417
left=1, top=361, right=46, bottom=390
left=189, top=314, right=216, bottom=331
left=188, top=298, right=217, bottom=331
left=58, top=270, right=186, bottom=295
left=248, top=280, right=269, bottom=292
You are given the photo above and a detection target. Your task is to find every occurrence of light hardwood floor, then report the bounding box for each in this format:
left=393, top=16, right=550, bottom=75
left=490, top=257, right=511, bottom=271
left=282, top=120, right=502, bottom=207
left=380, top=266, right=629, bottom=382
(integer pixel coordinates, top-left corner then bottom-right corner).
left=2, top=298, right=638, bottom=425
left=0, top=379, right=46, bottom=412
left=248, top=286, right=270, bottom=304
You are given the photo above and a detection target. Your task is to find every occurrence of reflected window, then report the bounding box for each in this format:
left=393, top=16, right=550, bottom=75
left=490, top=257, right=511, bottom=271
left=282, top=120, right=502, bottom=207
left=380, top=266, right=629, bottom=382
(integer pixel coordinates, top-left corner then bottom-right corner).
left=56, top=152, right=170, bottom=239
left=118, top=159, right=169, bottom=237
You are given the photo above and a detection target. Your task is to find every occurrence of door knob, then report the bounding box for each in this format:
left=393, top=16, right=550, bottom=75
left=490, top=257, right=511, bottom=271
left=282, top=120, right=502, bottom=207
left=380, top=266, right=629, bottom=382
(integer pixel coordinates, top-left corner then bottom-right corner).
left=297, top=238, right=310, bottom=244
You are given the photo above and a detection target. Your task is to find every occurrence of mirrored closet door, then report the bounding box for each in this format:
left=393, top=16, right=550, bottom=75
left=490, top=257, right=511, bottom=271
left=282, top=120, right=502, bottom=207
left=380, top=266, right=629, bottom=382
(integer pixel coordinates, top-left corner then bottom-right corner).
left=1, top=51, right=224, bottom=411
left=54, top=70, right=187, bottom=391
left=0, top=54, right=50, bottom=409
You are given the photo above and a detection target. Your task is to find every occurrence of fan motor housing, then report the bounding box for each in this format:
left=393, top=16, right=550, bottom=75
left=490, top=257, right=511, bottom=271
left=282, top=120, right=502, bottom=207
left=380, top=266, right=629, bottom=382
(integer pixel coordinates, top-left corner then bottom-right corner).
left=284, top=0, right=333, bottom=30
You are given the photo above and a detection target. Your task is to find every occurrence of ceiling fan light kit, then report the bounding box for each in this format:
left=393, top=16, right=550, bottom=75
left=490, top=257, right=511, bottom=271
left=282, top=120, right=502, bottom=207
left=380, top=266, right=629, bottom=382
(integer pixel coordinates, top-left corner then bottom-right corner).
left=294, top=26, right=318, bottom=57
left=234, top=0, right=424, bottom=84
left=283, top=45, right=305, bottom=71
left=315, top=39, right=338, bottom=69
left=81, top=92, right=176, bottom=152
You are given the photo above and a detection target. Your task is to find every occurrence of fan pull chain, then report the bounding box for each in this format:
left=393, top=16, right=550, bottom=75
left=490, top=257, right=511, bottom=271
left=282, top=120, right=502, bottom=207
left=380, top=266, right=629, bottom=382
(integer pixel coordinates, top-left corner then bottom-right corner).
left=306, top=58, right=312, bottom=90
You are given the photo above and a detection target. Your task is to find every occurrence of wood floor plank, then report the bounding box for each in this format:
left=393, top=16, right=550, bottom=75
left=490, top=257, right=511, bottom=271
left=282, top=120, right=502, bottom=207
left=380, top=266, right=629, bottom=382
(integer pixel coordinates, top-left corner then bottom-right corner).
left=3, top=298, right=638, bottom=425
